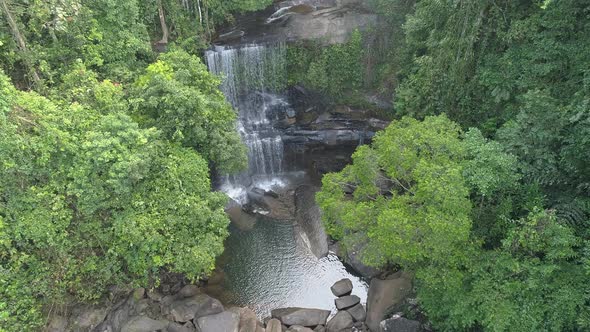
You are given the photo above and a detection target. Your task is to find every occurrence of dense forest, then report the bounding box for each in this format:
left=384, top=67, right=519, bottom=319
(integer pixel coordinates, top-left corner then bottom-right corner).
left=316, top=0, right=590, bottom=331
left=1, top=0, right=589, bottom=331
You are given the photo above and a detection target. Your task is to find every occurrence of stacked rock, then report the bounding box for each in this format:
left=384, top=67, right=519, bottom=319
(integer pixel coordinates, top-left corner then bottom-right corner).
left=325, top=278, right=367, bottom=332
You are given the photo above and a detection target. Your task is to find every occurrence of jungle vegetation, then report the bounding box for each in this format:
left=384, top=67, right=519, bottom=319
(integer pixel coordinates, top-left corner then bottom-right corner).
left=1, top=0, right=589, bottom=331
left=317, top=0, right=590, bottom=331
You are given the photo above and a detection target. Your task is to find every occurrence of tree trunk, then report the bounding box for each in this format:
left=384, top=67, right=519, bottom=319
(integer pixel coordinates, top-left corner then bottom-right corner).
left=157, top=0, right=168, bottom=44
left=196, top=0, right=203, bottom=25
left=0, top=0, right=41, bottom=86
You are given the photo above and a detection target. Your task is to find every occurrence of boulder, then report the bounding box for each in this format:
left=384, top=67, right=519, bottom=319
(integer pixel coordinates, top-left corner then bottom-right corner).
left=265, top=318, right=282, bottom=332
left=366, top=272, right=413, bottom=332
left=330, top=278, right=353, bottom=297
left=178, top=285, right=200, bottom=298
left=168, top=321, right=197, bottom=332
left=330, top=278, right=352, bottom=296
left=238, top=307, right=259, bottom=332
left=313, top=326, right=326, bottom=332
left=335, top=295, right=360, bottom=310
left=69, top=307, right=107, bottom=330
left=196, top=311, right=240, bottom=332
left=120, top=316, right=168, bottom=332
left=147, top=290, right=164, bottom=302
left=271, top=308, right=331, bottom=327
left=379, top=317, right=421, bottom=332
left=169, top=294, right=224, bottom=322
left=286, top=326, right=314, bottom=332
left=326, top=311, right=353, bottom=332
left=346, top=303, right=366, bottom=322
left=132, top=288, right=145, bottom=300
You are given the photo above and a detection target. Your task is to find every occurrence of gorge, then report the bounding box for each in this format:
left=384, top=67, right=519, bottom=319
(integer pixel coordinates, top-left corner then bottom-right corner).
left=203, top=39, right=372, bottom=317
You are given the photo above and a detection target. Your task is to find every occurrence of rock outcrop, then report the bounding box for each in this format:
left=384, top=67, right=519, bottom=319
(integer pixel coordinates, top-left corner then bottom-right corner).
left=295, top=185, right=329, bottom=258
left=214, top=0, right=378, bottom=46
left=49, top=275, right=421, bottom=332
left=366, top=272, right=413, bottom=332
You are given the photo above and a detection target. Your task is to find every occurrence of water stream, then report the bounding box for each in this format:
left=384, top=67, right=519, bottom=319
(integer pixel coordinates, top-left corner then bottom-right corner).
left=206, top=43, right=288, bottom=204
left=205, top=42, right=368, bottom=318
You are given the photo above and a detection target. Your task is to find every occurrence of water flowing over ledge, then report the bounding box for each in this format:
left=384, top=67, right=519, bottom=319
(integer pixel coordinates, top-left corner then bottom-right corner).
left=204, top=41, right=369, bottom=318
left=206, top=42, right=290, bottom=203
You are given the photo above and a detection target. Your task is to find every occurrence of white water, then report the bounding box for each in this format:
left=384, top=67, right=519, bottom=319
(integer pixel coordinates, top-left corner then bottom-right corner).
left=205, top=43, right=290, bottom=203
left=204, top=41, right=369, bottom=319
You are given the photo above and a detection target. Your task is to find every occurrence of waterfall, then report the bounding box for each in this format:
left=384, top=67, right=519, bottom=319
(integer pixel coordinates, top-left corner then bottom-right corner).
left=205, top=43, right=290, bottom=203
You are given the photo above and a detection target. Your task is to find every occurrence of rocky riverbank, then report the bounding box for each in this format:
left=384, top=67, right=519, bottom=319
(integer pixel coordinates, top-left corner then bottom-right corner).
left=46, top=275, right=425, bottom=332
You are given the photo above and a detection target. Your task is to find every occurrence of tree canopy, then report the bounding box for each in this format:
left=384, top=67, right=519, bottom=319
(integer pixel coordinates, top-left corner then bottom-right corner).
left=317, top=1, right=590, bottom=330
left=0, top=61, right=240, bottom=329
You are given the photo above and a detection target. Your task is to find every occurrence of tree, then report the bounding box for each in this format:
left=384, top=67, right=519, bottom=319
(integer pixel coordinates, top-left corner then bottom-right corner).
left=0, top=69, right=231, bottom=330
left=418, top=209, right=589, bottom=332
left=132, top=49, right=247, bottom=173
left=0, top=0, right=41, bottom=87
left=462, top=127, right=522, bottom=246
left=317, top=115, right=472, bottom=269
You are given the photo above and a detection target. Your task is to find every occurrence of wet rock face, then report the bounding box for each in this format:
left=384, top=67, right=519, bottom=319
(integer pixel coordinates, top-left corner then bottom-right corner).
left=295, top=185, right=329, bottom=258
left=279, top=87, right=390, bottom=151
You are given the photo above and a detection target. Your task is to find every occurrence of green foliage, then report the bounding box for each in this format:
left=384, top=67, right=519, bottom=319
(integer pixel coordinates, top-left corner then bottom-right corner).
left=317, top=115, right=472, bottom=268
left=463, top=128, right=520, bottom=198
left=418, top=209, right=589, bottom=332
left=287, top=30, right=364, bottom=99
left=0, top=0, right=275, bottom=90
left=204, top=0, right=273, bottom=23
left=131, top=49, right=247, bottom=173
left=318, top=112, right=590, bottom=330
left=0, top=60, right=234, bottom=330
left=0, top=0, right=152, bottom=86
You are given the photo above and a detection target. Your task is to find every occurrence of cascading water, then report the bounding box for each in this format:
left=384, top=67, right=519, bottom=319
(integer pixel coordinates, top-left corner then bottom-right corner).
left=205, top=41, right=368, bottom=318
left=205, top=43, right=291, bottom=203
